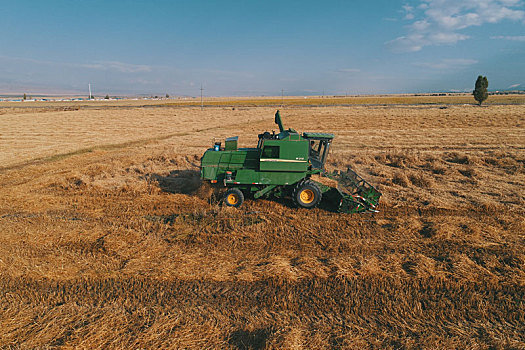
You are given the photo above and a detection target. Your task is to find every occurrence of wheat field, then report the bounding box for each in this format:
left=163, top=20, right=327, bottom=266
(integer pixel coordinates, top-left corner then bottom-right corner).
left=0, top=98, right=524, bottom=348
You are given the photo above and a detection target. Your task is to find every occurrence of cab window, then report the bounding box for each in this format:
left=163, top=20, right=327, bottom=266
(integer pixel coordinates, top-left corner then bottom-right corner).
left=261, top=146, right=279, bottom=158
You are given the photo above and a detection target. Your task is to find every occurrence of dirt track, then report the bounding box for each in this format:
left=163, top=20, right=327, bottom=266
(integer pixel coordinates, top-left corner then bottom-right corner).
left=0, top=103, right=524, bottom=348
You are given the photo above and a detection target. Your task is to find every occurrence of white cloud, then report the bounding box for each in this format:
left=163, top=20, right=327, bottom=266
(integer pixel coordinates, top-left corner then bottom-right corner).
left=0, top=55, right=152, bottom=73
left=387, top=35, right=426, bottom=53
left=413, top=58, right=478, bottom=69
left=428, top=32, right=470, bottom=44
left=337, top=68, right=361, bottom=73
left=388, top=0, right=525, bottom=52
left=491, top=35, right=525, bottom=40
left=412, top=20, right=431, bottom=31
left=80, top=61, right=152, bottom=73
left=403, top=4, right=416, bottom=19
left=508, top=83, right=521, bottom=88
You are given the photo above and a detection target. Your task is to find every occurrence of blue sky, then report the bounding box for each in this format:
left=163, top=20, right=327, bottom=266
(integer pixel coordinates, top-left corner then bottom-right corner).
left=0, top=0, right=524, bottom=96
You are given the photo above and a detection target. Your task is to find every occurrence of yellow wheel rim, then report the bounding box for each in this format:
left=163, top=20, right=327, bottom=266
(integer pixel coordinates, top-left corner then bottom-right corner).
left=227, top=193, right=239, bottom=205
left=300, top=189, right=315, bottom=204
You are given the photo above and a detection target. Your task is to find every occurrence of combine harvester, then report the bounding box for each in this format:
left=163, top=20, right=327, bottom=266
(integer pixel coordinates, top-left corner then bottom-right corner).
left=200, top=111, right=381, bottom=213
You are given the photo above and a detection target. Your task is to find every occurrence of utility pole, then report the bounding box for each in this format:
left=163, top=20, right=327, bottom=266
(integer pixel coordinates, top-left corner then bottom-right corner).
left=281, top=88, right=284, bottom=107
left=200, top=84, right=204, bottom=110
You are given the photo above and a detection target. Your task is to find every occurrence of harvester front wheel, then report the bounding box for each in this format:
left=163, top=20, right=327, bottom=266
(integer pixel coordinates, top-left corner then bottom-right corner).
left=223, top=188, right=244, bottom=208
left=293, top=181, right=321, bottom=209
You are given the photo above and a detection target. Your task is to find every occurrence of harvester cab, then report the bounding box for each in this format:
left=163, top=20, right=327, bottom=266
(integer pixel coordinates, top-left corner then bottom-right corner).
left=200, top=110, right=381, bottom=213
left=305, top=134, right=333, bottom=170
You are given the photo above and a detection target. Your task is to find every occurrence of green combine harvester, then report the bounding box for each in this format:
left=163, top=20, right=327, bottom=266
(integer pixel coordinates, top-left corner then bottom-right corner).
left=200, top=111, right=381, bottom=213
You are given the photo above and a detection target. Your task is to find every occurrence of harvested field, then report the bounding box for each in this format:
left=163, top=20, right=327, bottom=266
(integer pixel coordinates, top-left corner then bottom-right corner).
left=0, top=99, right=524, bottom=348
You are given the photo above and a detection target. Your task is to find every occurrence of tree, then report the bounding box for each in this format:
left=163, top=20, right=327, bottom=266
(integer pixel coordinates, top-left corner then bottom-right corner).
left=23, top=93, right=27, bottom=100
left=105, top=94, right=110, bottom=99
left=473, top=75, right=488, bottom=105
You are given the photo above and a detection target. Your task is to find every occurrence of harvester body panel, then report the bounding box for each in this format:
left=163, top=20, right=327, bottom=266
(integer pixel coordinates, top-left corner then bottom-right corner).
left=259, top=138, right=308, bottom=173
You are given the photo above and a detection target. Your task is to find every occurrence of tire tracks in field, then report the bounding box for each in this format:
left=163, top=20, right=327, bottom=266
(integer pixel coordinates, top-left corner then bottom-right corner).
left=0, top=133, right=188, bottom=173
left=0, top=115, right=269, bottom=186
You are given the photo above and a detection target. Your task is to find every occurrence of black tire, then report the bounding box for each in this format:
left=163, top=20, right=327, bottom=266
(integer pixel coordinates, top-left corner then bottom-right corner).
left=292, top=180, right=322, bottom=209
left=223, top=188, right=244, bottom=208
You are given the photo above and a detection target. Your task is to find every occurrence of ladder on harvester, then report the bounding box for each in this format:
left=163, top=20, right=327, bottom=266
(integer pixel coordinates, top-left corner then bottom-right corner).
left=323, top=167, right=382, bottom=213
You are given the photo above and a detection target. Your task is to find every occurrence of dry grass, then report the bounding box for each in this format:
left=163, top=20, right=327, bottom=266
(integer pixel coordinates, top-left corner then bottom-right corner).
left=0, top=99, right=524, bottom=348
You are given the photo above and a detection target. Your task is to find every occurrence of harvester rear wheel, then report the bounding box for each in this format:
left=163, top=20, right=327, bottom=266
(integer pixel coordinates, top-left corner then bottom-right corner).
left=293, top=181, right=321, bottom=209
left=223, top=188, right=244, bottom=208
